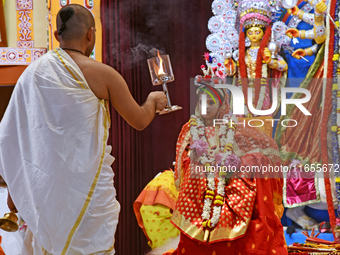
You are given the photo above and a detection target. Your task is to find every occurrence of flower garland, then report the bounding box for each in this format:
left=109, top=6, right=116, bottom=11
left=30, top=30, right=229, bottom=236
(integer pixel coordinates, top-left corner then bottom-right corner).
left=190, top=114, right=237, bottom=168
left=331, top=0, right=340, bottom=215
left=201, top=174, right=226, bottom=229
left=190, top=114, right=240, bottom=231
left=239, top=63, right=268, bottom=116
left=256, top=64, right=269, bottom=112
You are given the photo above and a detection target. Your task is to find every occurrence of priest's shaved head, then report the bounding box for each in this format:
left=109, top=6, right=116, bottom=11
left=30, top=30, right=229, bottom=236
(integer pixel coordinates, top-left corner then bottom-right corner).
left=56, top=4, right=95, bottom=41
left=54, top=4, right=96, bottom=56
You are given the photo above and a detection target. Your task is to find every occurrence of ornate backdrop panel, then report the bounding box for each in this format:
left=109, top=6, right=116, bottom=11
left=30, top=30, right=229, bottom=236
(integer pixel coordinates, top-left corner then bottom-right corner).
left=101, top=0, right=211, bottom=254
left=0, top=0, right=46, bottom=65
left=47, top=0, right=102, bottom=61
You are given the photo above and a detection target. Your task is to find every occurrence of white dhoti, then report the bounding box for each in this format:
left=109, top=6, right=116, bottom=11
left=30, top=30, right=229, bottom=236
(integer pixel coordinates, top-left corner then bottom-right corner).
left=0, top=48, right=120, bottom=254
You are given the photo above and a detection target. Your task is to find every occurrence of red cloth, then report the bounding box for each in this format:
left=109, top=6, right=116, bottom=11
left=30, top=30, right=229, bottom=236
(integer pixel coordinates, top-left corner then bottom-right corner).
left=168, top=176, right=287, bottom=255
left=168, top=123, right=287, bottom=255
left=0, top=236, right=5, bottom=255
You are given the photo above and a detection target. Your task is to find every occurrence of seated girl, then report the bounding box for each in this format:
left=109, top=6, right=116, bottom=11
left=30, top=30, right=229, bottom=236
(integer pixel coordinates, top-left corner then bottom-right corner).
left=167, top=84, right=287, bottom=255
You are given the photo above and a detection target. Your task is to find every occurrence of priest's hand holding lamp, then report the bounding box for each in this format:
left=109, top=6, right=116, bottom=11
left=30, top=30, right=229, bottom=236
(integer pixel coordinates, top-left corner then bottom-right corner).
left=147, top=52, right=182, bottom=115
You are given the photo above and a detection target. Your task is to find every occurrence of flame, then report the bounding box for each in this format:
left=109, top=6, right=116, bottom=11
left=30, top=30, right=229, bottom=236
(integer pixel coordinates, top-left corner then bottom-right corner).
left=157, top=51, right=165, bottom=75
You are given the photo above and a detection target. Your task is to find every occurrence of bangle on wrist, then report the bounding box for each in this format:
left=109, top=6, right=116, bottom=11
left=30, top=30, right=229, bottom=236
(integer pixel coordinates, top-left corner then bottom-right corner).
left=301, top=30, right=305, bottom=39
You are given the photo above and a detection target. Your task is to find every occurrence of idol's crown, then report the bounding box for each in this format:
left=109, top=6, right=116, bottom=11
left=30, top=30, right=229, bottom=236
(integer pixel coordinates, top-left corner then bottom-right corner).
left=238, top=0, right=272, bottom=28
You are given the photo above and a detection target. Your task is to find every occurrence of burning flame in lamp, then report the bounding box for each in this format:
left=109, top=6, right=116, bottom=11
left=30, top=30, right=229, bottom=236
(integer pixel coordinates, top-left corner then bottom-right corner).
left=147, top=51, right=182, bottom=115
left=157, top=51, right=165, bottom=76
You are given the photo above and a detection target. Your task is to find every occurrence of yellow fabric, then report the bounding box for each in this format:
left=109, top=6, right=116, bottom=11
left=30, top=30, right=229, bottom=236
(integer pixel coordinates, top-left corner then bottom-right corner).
left=273, top=191, right=284, bottom=219
left=140, top=204, right=180, bottom=249
left=145, top=171, right=179, bottom=201
left=135, top=171, right=180, bottom=249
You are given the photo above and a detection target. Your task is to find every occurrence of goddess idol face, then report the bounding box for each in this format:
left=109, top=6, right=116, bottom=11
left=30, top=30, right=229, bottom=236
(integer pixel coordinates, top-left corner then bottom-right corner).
left=246, top=26, right=264, bottom=45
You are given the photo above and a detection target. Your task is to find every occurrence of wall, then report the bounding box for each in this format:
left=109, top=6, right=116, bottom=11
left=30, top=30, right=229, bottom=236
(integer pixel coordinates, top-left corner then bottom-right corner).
left=33, top=0, right=48, bottom=48
left=3, top=0, right=15, bottom=47
left=3, top=1, right=101, bottom=60
left=0, top=87, right=14, bottom=121
left=4, top=0, right=48, bottom=48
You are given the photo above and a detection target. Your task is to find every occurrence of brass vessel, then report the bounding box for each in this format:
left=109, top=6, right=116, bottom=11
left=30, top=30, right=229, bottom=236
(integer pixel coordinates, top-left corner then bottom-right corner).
left=0, top=211, right=19, bottom=232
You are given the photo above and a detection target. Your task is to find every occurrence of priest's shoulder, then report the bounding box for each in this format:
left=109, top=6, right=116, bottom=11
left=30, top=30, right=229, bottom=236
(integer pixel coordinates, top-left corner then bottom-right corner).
left=15, top=51, right=53, bottom=82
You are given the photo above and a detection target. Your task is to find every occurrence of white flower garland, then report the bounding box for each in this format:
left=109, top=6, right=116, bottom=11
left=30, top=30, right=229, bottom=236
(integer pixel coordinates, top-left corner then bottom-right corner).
left=242, top=60, right=268, bottom=117
left=190, top=114, right=237, bottom=229
left=256, top=64, right=268, bottom=112
left=190, top=117, right=213, bottom=166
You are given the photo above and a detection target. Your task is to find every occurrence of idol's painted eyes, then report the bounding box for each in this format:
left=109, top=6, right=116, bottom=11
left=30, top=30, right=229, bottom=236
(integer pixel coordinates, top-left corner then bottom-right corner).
left=247, top=29, right=262, bottom=35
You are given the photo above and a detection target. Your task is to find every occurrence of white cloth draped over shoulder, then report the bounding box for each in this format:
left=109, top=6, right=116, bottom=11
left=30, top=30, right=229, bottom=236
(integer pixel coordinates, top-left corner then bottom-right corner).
left=0, top=48, right=120, bottom=255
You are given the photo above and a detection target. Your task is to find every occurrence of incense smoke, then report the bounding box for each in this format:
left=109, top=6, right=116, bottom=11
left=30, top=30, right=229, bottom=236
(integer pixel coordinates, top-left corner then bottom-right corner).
left=103, top=0, right=195, bottom=70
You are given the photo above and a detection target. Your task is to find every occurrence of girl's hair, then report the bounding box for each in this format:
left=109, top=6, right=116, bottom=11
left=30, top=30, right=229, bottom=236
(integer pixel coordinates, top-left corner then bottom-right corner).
left=196, top=85, right=225, bottom=106
left=195, top=86, right=230, bottom=119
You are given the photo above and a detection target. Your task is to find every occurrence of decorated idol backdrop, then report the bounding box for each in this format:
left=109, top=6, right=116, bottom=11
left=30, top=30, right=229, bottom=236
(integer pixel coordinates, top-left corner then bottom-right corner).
left=101, top=0, right=339, bottom=253
left=199, top=0, right=338, bottom=234
left=185, top=0, right=335, bottom=247
left=190, top=0, right=340, bottom=246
